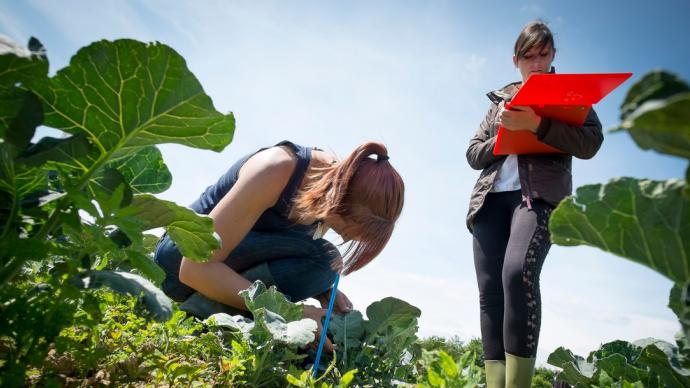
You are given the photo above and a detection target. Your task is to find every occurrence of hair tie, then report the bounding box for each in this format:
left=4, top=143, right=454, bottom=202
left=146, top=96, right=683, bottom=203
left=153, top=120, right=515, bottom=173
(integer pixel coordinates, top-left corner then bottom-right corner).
left=377, top=154, right=390, bottom=162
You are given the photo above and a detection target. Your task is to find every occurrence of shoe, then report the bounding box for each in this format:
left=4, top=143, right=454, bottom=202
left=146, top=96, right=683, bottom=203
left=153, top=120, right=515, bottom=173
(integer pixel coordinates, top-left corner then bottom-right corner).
left=180, top=292, right=248, bottom=319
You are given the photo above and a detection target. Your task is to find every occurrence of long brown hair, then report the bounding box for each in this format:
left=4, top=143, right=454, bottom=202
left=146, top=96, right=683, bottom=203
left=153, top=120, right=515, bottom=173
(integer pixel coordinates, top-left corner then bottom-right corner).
left=514, top=20, right=555, bottom=58
left=292, top=142, right=404, bottom=275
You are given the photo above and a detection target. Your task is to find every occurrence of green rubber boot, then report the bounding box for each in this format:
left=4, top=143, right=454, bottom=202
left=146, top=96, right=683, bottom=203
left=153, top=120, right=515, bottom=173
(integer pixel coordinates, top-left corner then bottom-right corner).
left=484, top=360, right=506, bottom=388
left=505, top=352, right=536, bottom=388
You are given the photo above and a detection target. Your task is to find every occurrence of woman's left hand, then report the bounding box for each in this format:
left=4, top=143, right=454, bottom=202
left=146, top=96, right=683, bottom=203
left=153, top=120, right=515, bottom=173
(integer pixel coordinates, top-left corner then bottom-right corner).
left=316, top=289, right=353, bottom=314
left=498, top=105, right=542, bottom=132
left=303, top=305, right=335, bottom=353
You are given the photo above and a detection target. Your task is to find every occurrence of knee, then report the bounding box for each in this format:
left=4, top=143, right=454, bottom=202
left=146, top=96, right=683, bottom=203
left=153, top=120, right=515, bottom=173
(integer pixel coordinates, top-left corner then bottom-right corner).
left=502, top=263, right=525, bottom=293
left=154, top=236, right=182, bottom=276
left=315, top=239, right=341, bottom=267
left=309, top=270, right=337, bottom=299
left=308, top=247, right=339, bottom=297
left=479, top=290, right=503, bottom=309
left=263, top=244, right=340, bottom=302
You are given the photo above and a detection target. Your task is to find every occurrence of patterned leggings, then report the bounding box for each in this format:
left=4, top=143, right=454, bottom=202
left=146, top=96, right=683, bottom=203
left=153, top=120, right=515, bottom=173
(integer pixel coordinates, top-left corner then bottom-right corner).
left=472, top=190, right=553, bottom=359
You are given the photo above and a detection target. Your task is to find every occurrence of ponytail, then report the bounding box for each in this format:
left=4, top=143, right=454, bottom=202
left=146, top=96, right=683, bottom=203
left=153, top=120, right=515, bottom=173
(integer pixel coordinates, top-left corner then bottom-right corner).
left=293, top=142, right=404, bottom=274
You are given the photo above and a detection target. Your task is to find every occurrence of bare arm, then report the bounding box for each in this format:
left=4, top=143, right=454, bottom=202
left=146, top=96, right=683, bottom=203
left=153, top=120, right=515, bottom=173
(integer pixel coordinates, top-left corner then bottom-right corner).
left=178, top=147, right=297, bottom=309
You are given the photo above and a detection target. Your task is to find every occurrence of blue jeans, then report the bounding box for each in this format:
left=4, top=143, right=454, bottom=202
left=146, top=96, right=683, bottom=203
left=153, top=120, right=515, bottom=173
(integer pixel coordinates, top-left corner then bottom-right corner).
left=154, top=229, right=339, bottom=305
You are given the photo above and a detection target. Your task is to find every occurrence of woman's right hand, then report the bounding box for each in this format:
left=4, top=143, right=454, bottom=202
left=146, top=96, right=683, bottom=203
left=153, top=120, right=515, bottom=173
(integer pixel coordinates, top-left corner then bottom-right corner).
left=303, top=305, right=335, bottom=353
left=498, top=105, right=541, bottom=132
left=316, top=288, right=353, bottom=315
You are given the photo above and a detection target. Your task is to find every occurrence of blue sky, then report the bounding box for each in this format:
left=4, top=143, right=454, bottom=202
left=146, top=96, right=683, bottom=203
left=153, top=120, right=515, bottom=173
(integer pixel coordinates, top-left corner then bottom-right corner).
left=2, top=0, right=689, bottom=366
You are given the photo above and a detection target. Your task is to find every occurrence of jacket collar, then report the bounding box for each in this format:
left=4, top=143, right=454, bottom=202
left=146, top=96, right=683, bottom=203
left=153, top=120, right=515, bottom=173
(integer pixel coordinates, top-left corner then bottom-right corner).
left=486, top=81, right=521, bottom=105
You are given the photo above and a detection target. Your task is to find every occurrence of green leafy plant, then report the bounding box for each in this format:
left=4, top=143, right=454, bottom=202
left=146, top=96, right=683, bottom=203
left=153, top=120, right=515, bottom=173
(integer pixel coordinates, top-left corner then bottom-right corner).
left=207, top=281, right=489, bottom=386
left=549, top=70, right=690, bottom=304
left=532, top=366, right=558, bottom=388
left=326, top=296, right=422, bottom=385
left=418, top=336, right=485, bottom=367
left=39, top=293, right=234, bottom=386
left=286, top=361, right=357, bottom=388
left=0, top=35, right=234, bottom=383
left=547, top=70, right=690, bottom=386
left=413, top=349, right=484, bottom=387
left=548, top=339, right=689, bottom=387
left=205, top=281, right=317, bottom=387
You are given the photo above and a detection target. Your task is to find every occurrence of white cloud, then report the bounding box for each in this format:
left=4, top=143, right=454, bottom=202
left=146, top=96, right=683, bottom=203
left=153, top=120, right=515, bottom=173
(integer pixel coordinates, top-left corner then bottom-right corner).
left=25, top=0, right=158, bottom=47
left=0, top=8, right=30, bottom=43
left=342, top=263, right=480, bottom=340
left=134, top=1, right=202, bottom=49
left=464, top=54, right=487, bottom=74
left=0, top=34, right=32, bottom=56
left=520, top=4, right=545, bottom=15
left=539, top=307, right=679, bottom=365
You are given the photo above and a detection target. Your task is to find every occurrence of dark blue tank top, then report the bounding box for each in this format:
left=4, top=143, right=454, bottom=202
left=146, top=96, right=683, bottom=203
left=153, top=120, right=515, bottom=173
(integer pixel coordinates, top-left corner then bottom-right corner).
left=189, top=140, right=316, bottom=233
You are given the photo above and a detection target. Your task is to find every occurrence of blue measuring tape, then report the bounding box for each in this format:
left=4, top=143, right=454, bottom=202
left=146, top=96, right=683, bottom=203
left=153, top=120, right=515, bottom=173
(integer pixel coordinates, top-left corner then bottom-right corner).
left=311, top=273, right=340, bottom=377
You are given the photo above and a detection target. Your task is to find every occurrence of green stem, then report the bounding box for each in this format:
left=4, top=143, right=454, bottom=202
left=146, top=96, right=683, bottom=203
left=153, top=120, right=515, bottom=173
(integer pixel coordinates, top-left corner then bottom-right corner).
left=1, top=191, right=18, bottom=239
left=252, top=345, right=272, bottom=387
left=0, top=256, right=25, bottom=287
left=19, top=285, right=65, bottom=369
left=34, top=206, right=61, bottom=241
left=0, top=201, right=63, bottom=288
left=163, top=325, right=170, bottom=353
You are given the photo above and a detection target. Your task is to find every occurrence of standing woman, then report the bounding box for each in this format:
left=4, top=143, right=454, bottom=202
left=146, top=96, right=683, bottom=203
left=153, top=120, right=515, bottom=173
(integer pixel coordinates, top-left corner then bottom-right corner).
left=466, top=21, right=603, bottom=387
left=155, top=140, right=404, bottom=352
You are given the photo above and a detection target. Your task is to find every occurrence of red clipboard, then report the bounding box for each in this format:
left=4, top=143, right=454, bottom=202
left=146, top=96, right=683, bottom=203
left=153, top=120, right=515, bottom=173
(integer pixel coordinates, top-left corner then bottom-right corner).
left=493, top=72, right=633, bottom=155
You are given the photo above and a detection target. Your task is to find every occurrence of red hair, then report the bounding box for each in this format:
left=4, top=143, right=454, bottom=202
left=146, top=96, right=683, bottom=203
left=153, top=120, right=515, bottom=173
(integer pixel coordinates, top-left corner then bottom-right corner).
left=292, top=142, right=404, bottom=274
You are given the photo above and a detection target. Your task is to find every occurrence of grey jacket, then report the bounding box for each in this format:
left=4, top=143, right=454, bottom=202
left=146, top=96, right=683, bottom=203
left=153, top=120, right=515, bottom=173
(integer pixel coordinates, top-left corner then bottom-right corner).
left=465, top=81, right=603, bottom=232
